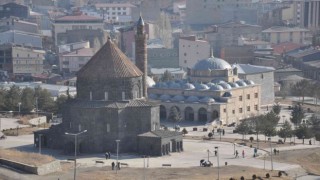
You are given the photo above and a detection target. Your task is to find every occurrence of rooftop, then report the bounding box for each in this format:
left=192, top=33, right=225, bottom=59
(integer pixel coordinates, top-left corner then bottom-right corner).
left=235, top=64, right=275, bottom=74
left=62, top=48, right=95, bottom=57
left=262, top=26, right=309, bottom=33
left=55, top=14, right=102, bottom=22
left=95, top=3, right=136, bottom=8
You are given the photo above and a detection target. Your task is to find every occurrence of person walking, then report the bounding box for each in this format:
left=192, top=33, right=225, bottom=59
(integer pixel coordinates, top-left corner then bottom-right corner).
left=222, top=129, right=225, bottom=136
left=105, top=152, right=109, bottom=159
left=235, top=150, right=239, bottom=158
left=111, top=162, right=115, bottom=170
left=242, top=150, right=245, bottom=158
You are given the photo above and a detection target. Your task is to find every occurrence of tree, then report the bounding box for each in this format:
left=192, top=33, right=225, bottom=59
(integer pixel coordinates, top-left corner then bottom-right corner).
left=295, top=124, right=313, bottom=144
left=56, top=95, right=68, bottom=114
left=208, top=132, right=213, bottom=139
left=272, top=103, right=281, bottom=115
left=235, top=120, right=251, bottom=140
left=161, top=70, right=173, bottom=82
left=35, top=87, right=56, bottom=113
left=278, top=121, right=293, bottom=143
left=169, top=106, right=181, bottom=130
left=291, top=80, right=311, bottom=103
left=182, top=128, right=188, bottom=136
left=315, top=133, right=320, bottom=144
left=307, top=114, right=320, bottom=135
left=261, top=112, right=280, bottom=142
left=20, top=88, right=35, bottom=112
left=0, top=88, right=7, bottom=111
left=290, top=104, right=304, bottom=127
left=4, top=85, right=21, bottom=111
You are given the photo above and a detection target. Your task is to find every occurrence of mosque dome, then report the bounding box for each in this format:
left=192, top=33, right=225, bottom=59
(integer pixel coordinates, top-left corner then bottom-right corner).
left=168, top=82, right=181, bottom=89
left=236, top=80, right=247, bottom=87
left=146, top=76, right=156, bottom=87
left=200, top=97, right=215, bottom=103
left=196, top=84, right=209, bottom=90
left=171, top=95, right=185, bottom=102
left=148, top=94, right=158, bottom=99
left=159, top=94, right=171, bottom=101
left=228, top=82, right=239, bottom=88
left=186, top=96, right=199, bottom=102
left=210, top=84, right=224, bottom=91
left=222, top=92, right=232, bottom=97
left=211, top=79, right=225, bottom=84
left=193, top=57, right=232, bottom=70
left=218, top=82, right=232, bottom=90
left=244, top=79, right=255, bottom=85
left=206, top=82, right=216, bottom=88
left=182, top=83, right=195, bottom=90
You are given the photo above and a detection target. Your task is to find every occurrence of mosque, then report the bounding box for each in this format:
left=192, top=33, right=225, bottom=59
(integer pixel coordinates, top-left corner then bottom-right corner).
left=148, top=56, right=262, bottom=125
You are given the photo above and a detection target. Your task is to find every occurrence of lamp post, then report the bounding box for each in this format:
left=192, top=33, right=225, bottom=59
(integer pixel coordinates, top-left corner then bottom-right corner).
left=268, top=137, right=273, bottom=171
left=115, top=139, right=120, bottom=174
left=207, top=149, right=210, bottom=162
left=65, top=130, right=87, bottom=180
left=18, top=102, right=21, bottom=116
left=38, top=134, right=42, bottom=154
left=215, top=146, right=220, bottom=180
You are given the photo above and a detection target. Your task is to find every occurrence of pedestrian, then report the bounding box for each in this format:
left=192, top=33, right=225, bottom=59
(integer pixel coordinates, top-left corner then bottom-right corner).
left=214, top=150, right=217, bottom=156
left=273, top=148, right=277, bottom=155
left=253, top=148, right=257, bottom=157
left=242, top=150, right=245, bottom=158
left=309, top=139, right=312, bottom=145
left=117, top=162, right=121, bottom=170
left=222, top=129, right=225, bottom=136
left=111, top=162, right=115, bottom=170
left=235, top=150, right=239, bottom=158
left=105, top=152, right=108, bottom=159
left=108, top=152, right=111, bottom=159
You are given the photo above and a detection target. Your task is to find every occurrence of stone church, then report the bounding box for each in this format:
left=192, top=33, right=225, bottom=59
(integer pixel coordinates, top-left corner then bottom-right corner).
left=34, top=17, right=182, bottom=156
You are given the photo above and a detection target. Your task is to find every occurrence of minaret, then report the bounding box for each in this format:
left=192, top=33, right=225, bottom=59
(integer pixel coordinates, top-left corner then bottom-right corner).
left=135, top=16, right=147, bottom=98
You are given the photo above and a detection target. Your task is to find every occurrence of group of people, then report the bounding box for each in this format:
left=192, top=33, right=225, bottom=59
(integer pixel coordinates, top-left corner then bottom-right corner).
left=105, top=152, right=111, bottom=159
left=111, top=162, right=121, bottom=170
left=235, top=150, right=246, bottom=158
left=273, top=148, right=280, bottom=155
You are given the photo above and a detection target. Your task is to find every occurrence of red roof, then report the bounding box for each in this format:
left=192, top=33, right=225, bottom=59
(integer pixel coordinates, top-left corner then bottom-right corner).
left=55, top=14, right=102, bottom=21
left=272, top=42, right=302, bottom=55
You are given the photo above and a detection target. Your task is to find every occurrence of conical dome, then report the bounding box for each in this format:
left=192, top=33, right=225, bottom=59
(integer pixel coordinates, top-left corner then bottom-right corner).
left=77, top=39, right=143, bottom=79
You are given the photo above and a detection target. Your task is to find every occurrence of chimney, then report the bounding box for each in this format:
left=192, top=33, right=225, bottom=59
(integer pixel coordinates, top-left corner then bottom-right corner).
left=135, top=16, right=147, bottom=98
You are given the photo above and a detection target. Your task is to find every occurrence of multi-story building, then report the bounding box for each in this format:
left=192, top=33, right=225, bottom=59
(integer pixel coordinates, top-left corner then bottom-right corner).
left=262, top=26, right=311, bottom=45
left=0, top=44, right=44, bottom=79
left=94, top=3, right=135, bottom=22
left=290, top=0, right=320, bottom=32
left=179, top=36, right=210, bottom=69
left=0, top=30, right=43, bottom=49
left=0, top=17, right=39, bottom=34
left=0, top=2, right=29, bottom=19
left=52, top=14, right=104, bottom=46
left=59, top=48, right=95, bottom=74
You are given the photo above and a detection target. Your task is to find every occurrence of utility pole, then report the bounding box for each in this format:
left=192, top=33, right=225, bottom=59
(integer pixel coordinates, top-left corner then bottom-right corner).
left=115, top=139, right=120, bottom=174
left=268, top=137, right=273, bottom=171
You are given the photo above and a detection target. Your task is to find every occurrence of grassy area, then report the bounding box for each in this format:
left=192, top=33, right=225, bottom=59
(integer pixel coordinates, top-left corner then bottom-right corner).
left=3, top=125, right=49, bottom=136
left=0, top=148, right=55, bottom=166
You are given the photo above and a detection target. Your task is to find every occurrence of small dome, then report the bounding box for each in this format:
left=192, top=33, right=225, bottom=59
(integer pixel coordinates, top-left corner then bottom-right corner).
left=222, top=92, right=232, bottom=97
left=193, top=57, right=232, bottom=70
left=200, top=97, right=215, bottom=103
left=182, top=83, right=195, bottom=90
left=218, top=82, right=232, bottom=89
left=186, top=96, right=199, bottom=102
left=149, top=94, right=158, bottom=99
left=171, top=95, right=185, bottom=102
left=236, top=80, right=247, bottom=87
left=212, top=79, right=225, bottom=84
left=196, top=84, right=209, bottom=90
left=159, top=94, right=171, bottom=101
left=228, top=82, right=239, bottom=88
left=169, top=82, right=181, bottom=89
left=244, top=79, right=255, bottom=85
left=146, top=76, right=156, bottom=87
left=210, top=84, right=224, bottom=91
left=154, top=82, right=168, bottom=88
left=206, top=82, right=216, bottom=88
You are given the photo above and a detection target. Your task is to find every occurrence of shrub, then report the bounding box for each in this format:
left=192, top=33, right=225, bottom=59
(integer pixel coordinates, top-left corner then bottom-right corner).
left=240, top=176, right=245, bottom=180
left=252, top=174, right=257, bottom=180
left=249, top=136, right=254, bottom=142
left=278, top=171, right=282, bottom=177
left=266, top=173, right=270, bottom=178
left=182, top=128, right=188, bottom=135
left=208, top=132, right=213, bottom=138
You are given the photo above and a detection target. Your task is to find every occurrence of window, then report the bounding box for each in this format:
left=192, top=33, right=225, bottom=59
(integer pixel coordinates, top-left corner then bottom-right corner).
left=122, top=92, right=125, bottom=100
left=239, top=108, right=243, bottom=113
left=232, top=110, right=235, bottom=114
left=254, top=93, right=258, bottom=98
left=184, top=53, right=187, bottom=56
left=261, top=74, right=264, bottom=79
left=247, top=106, right=250, bottom=112
left=107, top=123, right=110, bottom=132
left=184, top=60, right=187, bottom=64
left=223, top=108, right=226, bottom=113
left=239, top=96, right=242, bottom=101
left=105, top=92, right=108, bottom=100
left=247, top=94, right=250, bottom=100
left=254, top=105, right=258, bottom=110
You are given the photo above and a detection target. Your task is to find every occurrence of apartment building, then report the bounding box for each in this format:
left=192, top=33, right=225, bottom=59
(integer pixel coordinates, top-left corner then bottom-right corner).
left=94, top=3, right=135, bottom=22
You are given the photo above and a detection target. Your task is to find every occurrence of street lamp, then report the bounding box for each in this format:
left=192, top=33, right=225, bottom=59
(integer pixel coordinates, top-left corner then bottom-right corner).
left=18, top=102, right=21, bottom=116
left=38, top=134, right=42, bottom=154
left=65, top=130, right=87, bottom=180
left=268, top=137, right=273, bottom=171
left=115, top=139, right=120, bottom=174
left=215, top=146, right=220, bottom=180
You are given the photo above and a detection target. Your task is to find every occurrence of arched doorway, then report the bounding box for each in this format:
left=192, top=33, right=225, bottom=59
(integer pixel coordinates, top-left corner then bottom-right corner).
left=212, top=110, right=219, bottom=120
left=184, top=107, right=194, bottom=121
left=169, top=106, right=181, bottom=121
left=160, top=105, right=167, bottom=120
left=198, top=108, right=207, bottom=122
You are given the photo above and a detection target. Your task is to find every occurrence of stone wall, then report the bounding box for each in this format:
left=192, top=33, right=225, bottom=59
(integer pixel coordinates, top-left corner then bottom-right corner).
left=0, top=158, right=61, bottom=175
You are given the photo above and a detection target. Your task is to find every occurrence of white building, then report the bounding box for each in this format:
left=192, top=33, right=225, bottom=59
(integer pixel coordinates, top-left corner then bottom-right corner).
left=94, top=3, right=136, bottom=23
left=59, top=48, right=95, bottom=73
left=179, top=36, right=210, bottom=69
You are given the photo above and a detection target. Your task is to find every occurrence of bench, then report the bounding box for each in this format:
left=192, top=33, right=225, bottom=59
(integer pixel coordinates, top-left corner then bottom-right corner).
left=162, top=164, right=171, bottom=167
left=95, top=160, right=104, bottom=164
left=120, top=163, right=128, bottom=167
